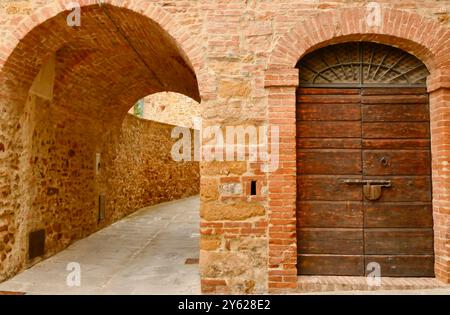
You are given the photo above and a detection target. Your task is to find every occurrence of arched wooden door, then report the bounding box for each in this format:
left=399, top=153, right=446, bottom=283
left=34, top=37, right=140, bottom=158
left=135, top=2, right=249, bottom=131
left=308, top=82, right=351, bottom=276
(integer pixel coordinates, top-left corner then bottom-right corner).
left=296, top=42, right=434, bottom=277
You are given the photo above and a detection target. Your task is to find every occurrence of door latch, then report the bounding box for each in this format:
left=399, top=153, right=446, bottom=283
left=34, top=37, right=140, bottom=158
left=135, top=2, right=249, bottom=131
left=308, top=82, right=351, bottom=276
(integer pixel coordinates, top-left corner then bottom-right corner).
left=341, top=179, right=391, bottom=201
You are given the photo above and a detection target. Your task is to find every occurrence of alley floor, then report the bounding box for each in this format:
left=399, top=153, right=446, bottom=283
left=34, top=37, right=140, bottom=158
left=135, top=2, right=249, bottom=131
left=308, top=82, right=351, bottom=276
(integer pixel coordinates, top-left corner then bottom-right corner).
left=0, top=196, right=201, bottom=295
left=1, top=195, right=449, bottom=296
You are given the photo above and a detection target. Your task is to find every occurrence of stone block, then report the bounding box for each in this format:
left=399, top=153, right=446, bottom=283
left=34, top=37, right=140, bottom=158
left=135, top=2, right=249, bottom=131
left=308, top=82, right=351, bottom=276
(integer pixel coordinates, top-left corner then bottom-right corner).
left=200, top=200, right=265, bottom=221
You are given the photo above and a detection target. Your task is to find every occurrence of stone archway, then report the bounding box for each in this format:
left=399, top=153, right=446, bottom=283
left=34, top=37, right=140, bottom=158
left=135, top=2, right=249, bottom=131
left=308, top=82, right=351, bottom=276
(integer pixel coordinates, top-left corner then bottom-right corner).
left=265, top=6, right=450, bottom=292
left=0, top=2, right=205, bottom=282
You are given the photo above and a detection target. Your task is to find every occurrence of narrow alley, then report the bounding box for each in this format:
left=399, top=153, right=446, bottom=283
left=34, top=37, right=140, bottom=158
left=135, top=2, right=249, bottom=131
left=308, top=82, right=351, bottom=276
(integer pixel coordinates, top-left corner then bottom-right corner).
left=0, top=197, right=200, bottom=295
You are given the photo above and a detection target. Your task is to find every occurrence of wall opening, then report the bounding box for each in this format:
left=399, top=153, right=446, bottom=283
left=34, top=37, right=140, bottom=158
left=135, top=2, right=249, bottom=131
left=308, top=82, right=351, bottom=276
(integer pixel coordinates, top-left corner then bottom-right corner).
left=129, top=92, right=201, bottom=129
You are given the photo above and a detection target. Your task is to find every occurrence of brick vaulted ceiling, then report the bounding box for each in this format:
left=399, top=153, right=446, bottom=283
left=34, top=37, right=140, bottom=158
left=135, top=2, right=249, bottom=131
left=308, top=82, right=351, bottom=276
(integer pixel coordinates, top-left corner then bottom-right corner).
left=1, top=4, right=200, bottom=120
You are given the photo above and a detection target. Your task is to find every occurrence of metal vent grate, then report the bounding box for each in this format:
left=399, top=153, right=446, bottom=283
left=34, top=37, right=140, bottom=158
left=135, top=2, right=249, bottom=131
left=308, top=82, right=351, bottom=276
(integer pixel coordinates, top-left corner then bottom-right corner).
left=28, top=229, right=45, bottom=260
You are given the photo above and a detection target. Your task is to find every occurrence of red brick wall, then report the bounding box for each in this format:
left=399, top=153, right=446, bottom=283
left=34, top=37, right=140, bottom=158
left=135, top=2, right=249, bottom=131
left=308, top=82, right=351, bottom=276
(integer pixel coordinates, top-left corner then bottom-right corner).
left=429, top=87, right=450, bottom=282
left=265, top=70, right=299, bottom=292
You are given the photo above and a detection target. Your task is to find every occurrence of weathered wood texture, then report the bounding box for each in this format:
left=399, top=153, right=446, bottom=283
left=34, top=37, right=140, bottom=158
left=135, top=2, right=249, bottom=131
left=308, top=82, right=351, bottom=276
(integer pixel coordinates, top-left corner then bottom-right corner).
left=296, top=87, right=433, bottom=277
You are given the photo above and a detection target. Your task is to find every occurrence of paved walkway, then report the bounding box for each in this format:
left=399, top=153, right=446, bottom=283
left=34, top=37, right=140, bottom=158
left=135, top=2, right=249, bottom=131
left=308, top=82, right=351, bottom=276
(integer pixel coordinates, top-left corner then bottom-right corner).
left=0, top=196, right=201, bottom=295
left=1, top=195, right=448, bottom=295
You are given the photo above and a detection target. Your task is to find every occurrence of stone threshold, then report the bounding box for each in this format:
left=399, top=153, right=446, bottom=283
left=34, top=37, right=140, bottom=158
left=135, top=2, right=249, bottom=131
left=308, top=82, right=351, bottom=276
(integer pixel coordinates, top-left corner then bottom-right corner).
left=297, top=276, right=447, bottom=293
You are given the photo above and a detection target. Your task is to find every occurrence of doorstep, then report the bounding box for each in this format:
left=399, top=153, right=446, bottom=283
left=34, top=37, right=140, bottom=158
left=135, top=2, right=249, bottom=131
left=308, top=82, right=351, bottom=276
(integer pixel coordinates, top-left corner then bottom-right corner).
left=297, top=276, right=447, bottom=293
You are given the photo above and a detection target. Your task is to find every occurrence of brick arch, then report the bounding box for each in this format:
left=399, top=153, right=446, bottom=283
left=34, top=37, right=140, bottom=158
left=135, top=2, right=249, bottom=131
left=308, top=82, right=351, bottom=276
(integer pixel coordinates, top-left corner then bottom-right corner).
left=265, top=7, right=450, bottom=292
left=0, top=1, right=206, bottom=282
left=0, top=0, right=206, bottom=98
left=269, top=7, right=448, bottom=71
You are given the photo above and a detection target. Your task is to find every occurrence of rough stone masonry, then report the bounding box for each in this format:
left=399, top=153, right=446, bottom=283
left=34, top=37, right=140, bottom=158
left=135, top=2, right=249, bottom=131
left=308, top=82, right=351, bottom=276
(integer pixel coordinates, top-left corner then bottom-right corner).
left=0, top=0, right=449, bottom=294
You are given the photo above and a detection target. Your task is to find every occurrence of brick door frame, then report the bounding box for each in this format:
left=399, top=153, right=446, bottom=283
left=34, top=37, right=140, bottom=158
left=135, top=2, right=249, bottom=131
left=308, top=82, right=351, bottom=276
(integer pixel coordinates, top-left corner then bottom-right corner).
left=265, top=7, right=450, bottom=292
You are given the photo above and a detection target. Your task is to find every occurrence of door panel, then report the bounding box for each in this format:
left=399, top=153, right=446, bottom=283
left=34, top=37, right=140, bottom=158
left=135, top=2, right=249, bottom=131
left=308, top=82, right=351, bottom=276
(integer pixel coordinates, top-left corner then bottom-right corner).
left=363, top=150, right=431, bottom=175
left=297, top=201, right=363, bottom=228
left=298, top=103, right=361, bottom=121
left=364, top=229, right=434, bottom=255
left=298, top=121, right=361, bottom=138
left=362, top=122, right=430, bottom=139
left=361, top=94, right=428, bottom=104
left=298, top=255, right=365, bottom=276
left=360, top=88, right=427, bottom=96
left=298, top=150, right=361, bottom=174
left=298, top=176, right=363, bottom=201
left=362, top=139, right=430, bottom=150
left=298, top=93, right=360, bottom=104
left=297, top=88, right=364, bottom=276
left=364, top=176, right=432, bottom=202
left=362, top=104, right=429, bottom=122
left=361, top=88, right=433, bottom=277
left=298, top=138, right=361, bottom=149
left=364, top=256, right=434, bottom=277
left=365, top=203, right=433, bottom=228
left=298, top=228, right=363, bottom=255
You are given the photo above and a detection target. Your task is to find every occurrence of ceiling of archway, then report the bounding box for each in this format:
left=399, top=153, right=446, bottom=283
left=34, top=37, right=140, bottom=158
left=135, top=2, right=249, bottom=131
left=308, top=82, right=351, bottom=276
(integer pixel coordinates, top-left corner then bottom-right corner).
left=3, top=4, right=200, bottom=120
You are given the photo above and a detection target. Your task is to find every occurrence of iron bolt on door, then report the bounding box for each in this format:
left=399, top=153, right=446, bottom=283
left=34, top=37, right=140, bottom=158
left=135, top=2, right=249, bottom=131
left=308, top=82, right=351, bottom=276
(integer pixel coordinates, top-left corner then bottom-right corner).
left=341, top=179, right=391, bottom=201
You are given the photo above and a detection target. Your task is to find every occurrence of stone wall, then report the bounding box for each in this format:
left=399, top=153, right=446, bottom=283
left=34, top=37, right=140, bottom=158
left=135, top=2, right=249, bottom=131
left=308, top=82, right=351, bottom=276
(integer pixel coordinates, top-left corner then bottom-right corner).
left=0, top=0, right=449, bottom=294
left=0, top=102, right=199, bottom=281
left=101, top=115, right=199, bottom=223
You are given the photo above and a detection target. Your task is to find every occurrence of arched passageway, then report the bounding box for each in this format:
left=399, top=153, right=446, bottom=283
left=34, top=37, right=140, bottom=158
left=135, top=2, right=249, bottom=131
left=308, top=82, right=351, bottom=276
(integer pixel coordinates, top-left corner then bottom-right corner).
left=0, top=3, right=201, bottom=282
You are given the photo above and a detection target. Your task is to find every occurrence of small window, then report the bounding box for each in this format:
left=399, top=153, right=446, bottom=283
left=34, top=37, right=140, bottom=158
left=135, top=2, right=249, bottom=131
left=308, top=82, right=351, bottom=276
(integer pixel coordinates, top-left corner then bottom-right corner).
left=250, top=180, right=257, bottom=196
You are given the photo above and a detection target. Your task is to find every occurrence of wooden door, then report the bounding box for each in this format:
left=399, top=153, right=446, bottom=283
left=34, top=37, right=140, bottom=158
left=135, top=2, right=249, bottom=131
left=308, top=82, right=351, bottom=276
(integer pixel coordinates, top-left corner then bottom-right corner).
left=296, top=42, right=434, bottom=277
left=296, top=87, right=434, bottom=277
